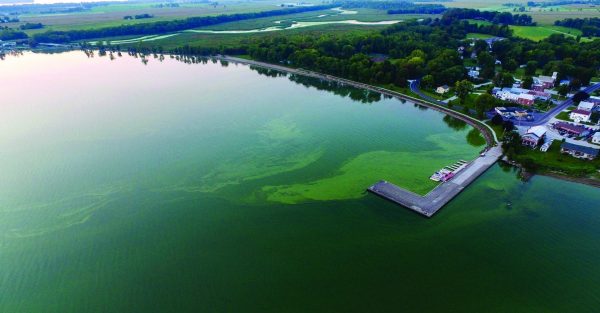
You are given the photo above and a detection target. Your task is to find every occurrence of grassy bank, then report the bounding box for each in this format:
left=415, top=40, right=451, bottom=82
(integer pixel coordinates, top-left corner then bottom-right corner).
left=512, top=141, right=600, bottom=179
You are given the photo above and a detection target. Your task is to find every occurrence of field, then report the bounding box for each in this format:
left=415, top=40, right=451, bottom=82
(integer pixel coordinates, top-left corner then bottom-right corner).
left=510, top=25, right=583, bottom=41
left=466, top=32, right=494, bottom=39
left=466, top=19, right=595, bottom=42
left=9, top=0, right=298, bottom=34
left=441, top=0, right=600, bottom=24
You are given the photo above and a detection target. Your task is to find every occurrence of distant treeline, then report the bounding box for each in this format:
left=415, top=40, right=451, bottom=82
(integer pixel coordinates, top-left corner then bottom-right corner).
left=0, top=27, right=27, bottom=40
left=337, top=1, right=446, bottom=14
left=555, top=18, right=600, bottom=37
left=124, top=14, right=154, bottom=20
left=442, top=8, right=536, bottom=26
left=32, top=5, right=334, bottom=43
left=19, top=22, right=43, bottom=30
left=521, top=0, right=600, bottom=7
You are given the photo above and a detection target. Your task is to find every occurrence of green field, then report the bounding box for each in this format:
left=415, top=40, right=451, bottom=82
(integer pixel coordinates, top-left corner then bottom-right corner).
left=466, top=32, right=494, bottom=39
left=510, top=25, right=583, bottom=41
left=465, top=19, right=596, bottom=42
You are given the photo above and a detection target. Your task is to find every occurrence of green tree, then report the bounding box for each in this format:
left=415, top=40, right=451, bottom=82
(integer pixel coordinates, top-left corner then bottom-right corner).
left=474, top=93, right=497, bottom=118
left=522, top=76, right=534, bottom=89
left=525, top=61, right=538, bottom=75
left=455, top=79, right=474, bottom=104
left=421, top=74, right=434, bottom=89
left=557, top=84, right=570, bottom=96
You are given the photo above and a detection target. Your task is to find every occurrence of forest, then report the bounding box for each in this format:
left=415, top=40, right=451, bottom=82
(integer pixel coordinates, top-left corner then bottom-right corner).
left=441, top=8, right=536, bottom=26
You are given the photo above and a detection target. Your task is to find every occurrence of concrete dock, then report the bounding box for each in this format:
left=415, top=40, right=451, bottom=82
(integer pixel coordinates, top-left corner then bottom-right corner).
left=368, top=146, right=503, bottom=217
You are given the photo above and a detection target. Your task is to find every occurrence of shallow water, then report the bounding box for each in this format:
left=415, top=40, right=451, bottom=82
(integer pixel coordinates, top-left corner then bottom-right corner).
left=0, top=51, right=599, bottom=313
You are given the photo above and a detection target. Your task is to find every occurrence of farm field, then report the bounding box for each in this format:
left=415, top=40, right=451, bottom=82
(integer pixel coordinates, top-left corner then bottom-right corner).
left=11, top=0, right=291, bottom=34
left=510, top=25, right=583, bottom=41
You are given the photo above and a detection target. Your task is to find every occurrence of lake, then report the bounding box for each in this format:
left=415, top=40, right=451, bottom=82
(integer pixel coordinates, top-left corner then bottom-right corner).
left=1, top=51, right=599, bottom=312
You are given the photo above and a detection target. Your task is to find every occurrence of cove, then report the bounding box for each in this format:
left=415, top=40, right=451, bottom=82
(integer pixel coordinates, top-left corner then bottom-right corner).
left=0, top=51, right=599, bottom=313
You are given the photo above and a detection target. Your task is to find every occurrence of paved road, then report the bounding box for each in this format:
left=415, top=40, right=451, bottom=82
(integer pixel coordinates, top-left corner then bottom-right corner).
left=516, top=82, right=600, bottom=126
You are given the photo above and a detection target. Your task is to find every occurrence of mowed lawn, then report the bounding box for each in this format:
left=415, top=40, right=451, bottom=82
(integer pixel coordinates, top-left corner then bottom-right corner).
left=509, top=25, right=595, bottom=41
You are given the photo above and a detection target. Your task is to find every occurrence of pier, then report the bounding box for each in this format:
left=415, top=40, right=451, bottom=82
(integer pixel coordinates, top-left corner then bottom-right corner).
left=368, top=146, right=503, bottom=217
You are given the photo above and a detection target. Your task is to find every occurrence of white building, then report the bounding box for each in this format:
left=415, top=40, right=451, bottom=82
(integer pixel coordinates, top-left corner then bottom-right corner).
left=570, top=109, right=592, bottom=123
left=436, top=85, right=450, bottom=94
left=593, top=132, right=600, bottom=145
left=577, top=101, right=595, bottom=112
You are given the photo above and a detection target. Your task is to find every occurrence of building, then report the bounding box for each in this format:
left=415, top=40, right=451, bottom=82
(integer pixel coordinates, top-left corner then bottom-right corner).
left=569, top=109, right=591, bottom=123
left=527, top=90, right=550, bottom=101
left=577, top=101, right=595, bottom=112
left=495, top=106, right=528, bottom=118
left=534, top=72, right=557, bottom=89
left=587, top=96, right=600, bottom=105
left=592, top=132, right=600, bottom=145
left=517, top=93, right=535, bottom=106
left=540, top=140, right=553, bottom=152
left=560, top=142, right=599, bottom=160
left=436, top=85, right=450, bottom=94
left=468, top=69, right=480, bottom=79
left=553, top=122, right=588, bottom=137
left=494, top=88, right=519, bottom=102
left=521, top=126, right=546, bottom=148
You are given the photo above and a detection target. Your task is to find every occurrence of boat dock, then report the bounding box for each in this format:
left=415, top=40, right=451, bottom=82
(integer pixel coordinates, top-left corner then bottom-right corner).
left=368, top=146, right=502, bottom=217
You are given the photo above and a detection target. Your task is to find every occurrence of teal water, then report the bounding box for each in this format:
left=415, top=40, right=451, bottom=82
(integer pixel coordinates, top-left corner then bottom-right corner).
left=1, top=52, right=599, bottom=312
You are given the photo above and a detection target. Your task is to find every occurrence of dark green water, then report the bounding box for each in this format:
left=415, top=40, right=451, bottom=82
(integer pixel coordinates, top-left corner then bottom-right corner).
left=1, top=52, right=599, bottom=312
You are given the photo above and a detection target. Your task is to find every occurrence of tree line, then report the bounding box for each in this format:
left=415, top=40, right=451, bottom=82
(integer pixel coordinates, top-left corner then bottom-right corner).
left=555, top=18, right=600, bottom=37
left=336, top=1, right=446, bottom=14
left=0, top=27, right=27, bottom=40
left=441, top=8, right=536, bottom=26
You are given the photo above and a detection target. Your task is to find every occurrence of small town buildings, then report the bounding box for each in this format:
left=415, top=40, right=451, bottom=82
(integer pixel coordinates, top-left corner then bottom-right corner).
left=569, top=109, right=592, bottom=123
left=587, top=96, right=600, bottom=105
left=436, top=85, right=450, bottom=94
left=577, top=101, right=595, bottom=112
left=534, top=72, right=557, bottom=89
left=592, top=132, right=600, bottom=145
left=517, top=93, right=535, bottom=106
left=495, top=106, right=528, bottom=119
left=493, top=87, right=546, bottom=104
left=528, top=90, right=550, bottom=100
left=553, top=122, right=588, bottom=137
left=521, top=126, right=546, bottom=148
left=560, top=142, right=599, bottom=160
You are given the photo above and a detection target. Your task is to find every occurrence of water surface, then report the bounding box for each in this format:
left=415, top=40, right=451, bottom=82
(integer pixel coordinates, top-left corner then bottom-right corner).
left=0, top=51, right=599, bottom=313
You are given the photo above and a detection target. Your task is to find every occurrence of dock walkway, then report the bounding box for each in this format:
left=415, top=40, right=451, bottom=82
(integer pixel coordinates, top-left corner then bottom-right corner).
left=368, top=146, right=503, bottom=217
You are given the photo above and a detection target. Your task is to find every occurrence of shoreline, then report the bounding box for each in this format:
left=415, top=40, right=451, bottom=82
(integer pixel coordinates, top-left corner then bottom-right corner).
left=216, top=55, right=499, bottom=147
left=216, top=55, right=600, bottom=190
